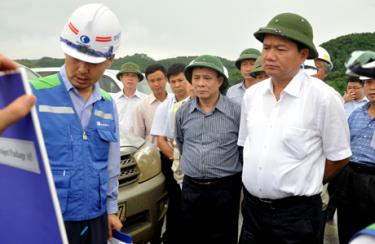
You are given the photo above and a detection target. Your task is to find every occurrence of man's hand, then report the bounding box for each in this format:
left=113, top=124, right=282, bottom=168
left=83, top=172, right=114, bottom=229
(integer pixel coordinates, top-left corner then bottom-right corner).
left=343, top=91, right=356, bottom=103
left=323, top=158, right=350, bottom=184
left=0, top=54, right=19, bottom=71
left=107, top=214, right=123, bottom=240
left=0, top=55, right=36, bottom=134
left=0, top=95, right=36, bottom=134
left=156, top=136, right=174, bottom=160
left=343, top=91, right=351, bottom=103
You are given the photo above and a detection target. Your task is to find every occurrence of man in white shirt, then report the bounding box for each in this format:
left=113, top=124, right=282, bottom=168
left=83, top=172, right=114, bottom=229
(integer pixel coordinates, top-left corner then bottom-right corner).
left=111, top=62, right=146, bottom=138
left=133, top=64, right=170, bottom=142
left=238, top=12, right=352, bottom=244
left=150, top=63, right=191, bottom=244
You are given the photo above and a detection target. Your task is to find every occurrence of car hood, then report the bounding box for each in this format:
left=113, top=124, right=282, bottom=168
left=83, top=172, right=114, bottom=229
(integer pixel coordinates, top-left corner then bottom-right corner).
left=120, top=134, right=146, bottom=154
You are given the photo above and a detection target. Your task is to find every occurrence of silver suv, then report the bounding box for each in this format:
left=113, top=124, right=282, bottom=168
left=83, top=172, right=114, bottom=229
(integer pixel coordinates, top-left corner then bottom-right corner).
left=32, top=67, right=168, bottom=243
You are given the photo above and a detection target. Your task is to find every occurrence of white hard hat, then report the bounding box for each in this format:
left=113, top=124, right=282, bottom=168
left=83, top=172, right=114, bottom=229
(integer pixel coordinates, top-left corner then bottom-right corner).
left=359, top=76, right=372, bottom=80
left=345, top=50, right=375, bottom=78
left=316, top=46, right=333, bottom=71
left=60, top=3, right=122, bottom=64
left=301, top=59, right=318, bottom=76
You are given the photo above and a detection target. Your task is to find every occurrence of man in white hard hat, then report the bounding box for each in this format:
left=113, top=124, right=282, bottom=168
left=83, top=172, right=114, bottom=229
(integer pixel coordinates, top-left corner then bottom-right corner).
left=30, top=4, right=123, bottom=243
left=315, top=46, right=334, bottom=81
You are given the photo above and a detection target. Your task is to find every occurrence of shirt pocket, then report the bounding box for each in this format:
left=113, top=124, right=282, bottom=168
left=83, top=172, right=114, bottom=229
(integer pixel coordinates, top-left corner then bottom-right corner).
left=281, top=127, right=310, bottom=160
left=89, top=128, right=117, bottom=165
left=52, top=169, right=71, bottom=214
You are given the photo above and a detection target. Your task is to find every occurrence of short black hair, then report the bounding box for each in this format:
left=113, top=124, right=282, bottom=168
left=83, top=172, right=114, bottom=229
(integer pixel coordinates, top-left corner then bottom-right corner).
left=167, top=63, right=186, bottom=80
left=347, top=76, right=363, bottom=85
left=145, top=64, right=167, bottom=79
left=295, top=41, right=308, bottom=53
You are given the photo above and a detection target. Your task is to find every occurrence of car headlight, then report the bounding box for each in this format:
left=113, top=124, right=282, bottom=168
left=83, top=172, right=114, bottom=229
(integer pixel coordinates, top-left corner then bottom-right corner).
left=133, top=142, right=161, bottom=182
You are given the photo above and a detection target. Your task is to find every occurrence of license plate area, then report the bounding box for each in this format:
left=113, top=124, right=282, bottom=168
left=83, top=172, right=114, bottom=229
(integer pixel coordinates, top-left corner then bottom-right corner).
left=117, top=202, right=127, bottom=222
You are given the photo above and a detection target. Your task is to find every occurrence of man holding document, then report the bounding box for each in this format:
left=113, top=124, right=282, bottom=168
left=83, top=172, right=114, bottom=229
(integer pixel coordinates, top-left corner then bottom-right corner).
left=30, top=3, right=123, bottom=243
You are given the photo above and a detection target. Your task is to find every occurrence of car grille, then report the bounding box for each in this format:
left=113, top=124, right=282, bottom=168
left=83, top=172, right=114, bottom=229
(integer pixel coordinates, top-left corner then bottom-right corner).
left=119, top=154, right=140, bottom=186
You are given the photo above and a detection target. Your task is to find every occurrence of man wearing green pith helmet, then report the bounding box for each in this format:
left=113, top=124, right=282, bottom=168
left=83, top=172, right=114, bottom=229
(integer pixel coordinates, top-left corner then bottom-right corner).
left=226, top=48, right=260, bottom=105
left=176, top=55, right=242, bottom=244
left=238, top=12, right=351, bottom=243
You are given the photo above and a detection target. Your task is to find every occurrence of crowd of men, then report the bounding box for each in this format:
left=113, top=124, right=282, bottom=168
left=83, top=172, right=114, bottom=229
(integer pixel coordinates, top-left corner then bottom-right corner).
left=1, top=3, right=374, bottom=244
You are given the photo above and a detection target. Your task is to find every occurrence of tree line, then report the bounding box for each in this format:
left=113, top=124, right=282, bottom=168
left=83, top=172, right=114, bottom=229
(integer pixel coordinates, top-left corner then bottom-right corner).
left=17, top=32, right=375, bottom=95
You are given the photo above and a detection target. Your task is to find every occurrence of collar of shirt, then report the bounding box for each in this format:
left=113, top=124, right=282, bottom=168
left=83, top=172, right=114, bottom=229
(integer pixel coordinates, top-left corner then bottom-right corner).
left=171, top=95, right=190, bottom=104
left=264, top=70, right=304, bottom=98
left=148, top=92, right=173, bottom=105
left=59, top=65, right=102, bottom=103
left=360, top=102, right=371, bottom=113
left=356, top=97, right=369, bottom=103
left=189, top=94, right=231, bottom=116
left=147, top=93, right=158, bottom=104
left=113, top=89, right=145, bottom=100
left=239, top=80, right=246, bottom=91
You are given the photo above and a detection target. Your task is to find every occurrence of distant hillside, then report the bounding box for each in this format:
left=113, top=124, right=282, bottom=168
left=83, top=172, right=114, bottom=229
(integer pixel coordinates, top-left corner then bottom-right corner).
left=17, top=32, right=375, bottom=94
left=321, top=32, right=375, bottom=93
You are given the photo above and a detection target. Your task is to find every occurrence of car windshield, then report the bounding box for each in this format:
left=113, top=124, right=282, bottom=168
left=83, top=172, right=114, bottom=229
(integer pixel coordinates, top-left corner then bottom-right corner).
left=100, top=75, right=121, bottom=93
left=24, top=67, right=40, bottom=80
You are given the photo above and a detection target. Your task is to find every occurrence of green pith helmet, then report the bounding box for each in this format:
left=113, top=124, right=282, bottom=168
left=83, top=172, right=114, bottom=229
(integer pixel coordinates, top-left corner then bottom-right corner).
left=116, top=62, right=144, bottom=81
left=235, top=48, right=261, bottom=70
left=254, top=12, right=318, bottom=59
left=250, top=56, right=264, bottom=78
left=184, top=55, right=228, bottom=92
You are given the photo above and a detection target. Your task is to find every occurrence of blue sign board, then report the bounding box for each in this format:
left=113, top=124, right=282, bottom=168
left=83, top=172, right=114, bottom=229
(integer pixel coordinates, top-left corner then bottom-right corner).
left=0, top=69, right=67, bottom=244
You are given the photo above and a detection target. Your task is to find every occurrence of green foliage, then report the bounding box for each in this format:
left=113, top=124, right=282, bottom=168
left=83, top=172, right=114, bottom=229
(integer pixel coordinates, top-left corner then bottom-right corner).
left=17, top=57, right=64, bottom=68
left=112, top=53, right=156, bottom=71
left=16, top=32, right=375, bottom=94
left=321, top=32, right=375, bottom=94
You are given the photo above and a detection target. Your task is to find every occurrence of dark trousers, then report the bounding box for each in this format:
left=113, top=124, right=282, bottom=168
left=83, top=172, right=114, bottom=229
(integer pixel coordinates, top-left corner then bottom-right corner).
left=239, top=190, right=322, bottom=244
left=318, top=209, right=327, bottom=244
left=326, top=176, right=340, bottom=221
left=65, top=214, right=108, bottom=244
left=336, top=163, right=375, bottom=244
left=160, top=153, right=182, bottom=244
left=180, top=173, right=242, bottom=244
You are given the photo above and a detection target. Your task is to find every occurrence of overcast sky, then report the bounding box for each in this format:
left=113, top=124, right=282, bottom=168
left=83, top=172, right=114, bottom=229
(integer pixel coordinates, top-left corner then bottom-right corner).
left=1, top=0, right=374, bottom=61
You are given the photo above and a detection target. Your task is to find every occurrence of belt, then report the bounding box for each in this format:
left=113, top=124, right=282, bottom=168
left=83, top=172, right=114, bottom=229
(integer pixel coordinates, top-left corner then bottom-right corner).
left=184, top=173, right=241, bottom=187
left=246, top=190, right=320, bottom=209
left=349, top=162, right=375, bottom=175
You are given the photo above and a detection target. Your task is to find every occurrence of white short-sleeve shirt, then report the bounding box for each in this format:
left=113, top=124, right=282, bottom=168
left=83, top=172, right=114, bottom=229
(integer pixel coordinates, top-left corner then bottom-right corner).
left=150, top=95, right=176, bottom=137
left=238, top=71, right=352, bottom=199
left=111, top=90, right=146, bottom=138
